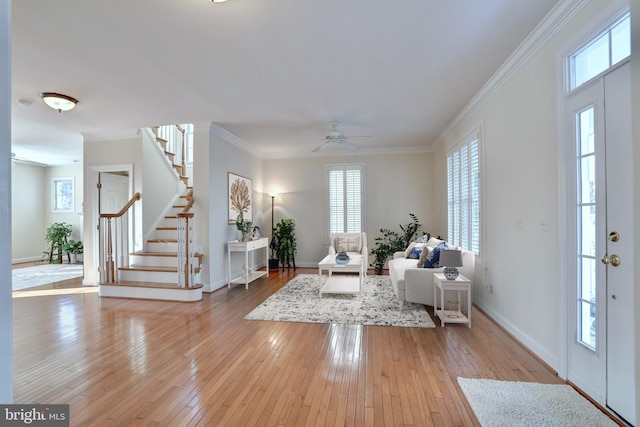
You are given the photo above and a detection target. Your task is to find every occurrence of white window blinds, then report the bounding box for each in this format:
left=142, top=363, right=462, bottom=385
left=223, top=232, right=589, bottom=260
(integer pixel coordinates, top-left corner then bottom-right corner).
left=447, top=137, right=480, bottom=255
left=327, top=164, right=365, bottom=234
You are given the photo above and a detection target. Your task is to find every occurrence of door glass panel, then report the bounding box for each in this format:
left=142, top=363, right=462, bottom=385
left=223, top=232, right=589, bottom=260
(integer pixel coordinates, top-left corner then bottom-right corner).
left=576, top=106, right=597, bottom=350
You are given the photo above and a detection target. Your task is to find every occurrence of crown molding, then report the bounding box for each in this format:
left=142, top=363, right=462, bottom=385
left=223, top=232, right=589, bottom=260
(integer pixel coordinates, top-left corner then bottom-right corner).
left=262, top=145, right=433, bottom=160
left=209, top=123, right=265, bottom=159
left=433, top=0, right=590, bottom=150
left=82, top=128, right=140, bottom=142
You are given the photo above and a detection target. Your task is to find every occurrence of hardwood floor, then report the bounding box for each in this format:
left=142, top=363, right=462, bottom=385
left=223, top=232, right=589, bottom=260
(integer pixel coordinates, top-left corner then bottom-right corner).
left=13, top=268, right=564, bottom=426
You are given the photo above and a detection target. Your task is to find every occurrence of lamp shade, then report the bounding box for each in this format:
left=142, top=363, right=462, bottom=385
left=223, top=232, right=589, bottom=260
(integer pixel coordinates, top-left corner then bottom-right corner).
left=439, top=250, right=463, bottom=267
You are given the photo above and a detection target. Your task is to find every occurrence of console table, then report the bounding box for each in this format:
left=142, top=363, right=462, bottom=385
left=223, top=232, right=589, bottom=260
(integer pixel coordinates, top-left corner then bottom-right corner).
left=227, top=237, right=269, bottom=289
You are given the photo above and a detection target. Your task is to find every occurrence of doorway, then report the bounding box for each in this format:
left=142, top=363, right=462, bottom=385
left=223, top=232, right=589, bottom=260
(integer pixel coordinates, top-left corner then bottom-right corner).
left=565, top=62, right=634, bottom=423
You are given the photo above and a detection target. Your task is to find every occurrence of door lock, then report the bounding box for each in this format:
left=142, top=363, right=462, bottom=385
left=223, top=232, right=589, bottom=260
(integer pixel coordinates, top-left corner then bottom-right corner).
left=601, top=254, right=621, bottom=267
left=608, top=231, right=620, bottom=242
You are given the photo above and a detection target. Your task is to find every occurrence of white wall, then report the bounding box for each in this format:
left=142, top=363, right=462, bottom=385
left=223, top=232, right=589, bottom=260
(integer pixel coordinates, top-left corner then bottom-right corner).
left=432, top=0, right=632, bottom=374
left=1, top=0, right=12, bottom=403
left=264, top=152, right=433, bottom=267
left=208, top=128, right=264, bottom=291
left=11, top=163, right=46, bottom=262
left=631, top=0, right=640, bottom=418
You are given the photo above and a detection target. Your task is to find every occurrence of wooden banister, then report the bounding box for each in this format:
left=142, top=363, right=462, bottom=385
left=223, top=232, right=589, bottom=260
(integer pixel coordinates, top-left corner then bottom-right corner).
left=100, top=192, right=141, bottom=219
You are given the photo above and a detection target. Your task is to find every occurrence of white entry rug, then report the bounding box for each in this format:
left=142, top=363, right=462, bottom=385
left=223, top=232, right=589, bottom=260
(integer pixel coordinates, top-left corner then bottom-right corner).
left=458, top=378, right=617, bottom=427
left=12, top=264, right=84, bottom=291
left=244, top=274, right=435, bottom=328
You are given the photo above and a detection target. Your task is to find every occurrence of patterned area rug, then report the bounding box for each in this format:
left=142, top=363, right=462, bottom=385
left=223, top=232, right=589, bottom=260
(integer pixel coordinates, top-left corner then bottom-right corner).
left=12, top=264, right=84, bottom=291
left=458, top=378, right=617, bottom=427
left=244, top=274, right=435, bottom=328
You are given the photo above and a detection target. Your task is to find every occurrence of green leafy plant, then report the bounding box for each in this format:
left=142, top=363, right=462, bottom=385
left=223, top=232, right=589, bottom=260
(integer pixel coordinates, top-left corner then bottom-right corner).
left=235, top=213, right=253, bottom=241
left=62, top=239, right=83, bottom=254
left=273, top=218, right=297, bottom=269
left=43, top=222, right=73, bottom=264
left=369, top=214, right=425, bottom=275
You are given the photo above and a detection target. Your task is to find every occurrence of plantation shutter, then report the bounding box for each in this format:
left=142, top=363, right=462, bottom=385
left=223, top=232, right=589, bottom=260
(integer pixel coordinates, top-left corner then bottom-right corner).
left=447, top=137, right=480, bottom=255
left=327, top=164, right=365, bottom=234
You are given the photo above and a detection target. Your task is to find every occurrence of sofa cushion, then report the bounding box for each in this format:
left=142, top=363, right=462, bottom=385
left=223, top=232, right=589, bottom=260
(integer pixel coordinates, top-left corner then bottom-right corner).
left=427, top=237, right=444, bottom=247
left=423, top=241, right=448, bottom=268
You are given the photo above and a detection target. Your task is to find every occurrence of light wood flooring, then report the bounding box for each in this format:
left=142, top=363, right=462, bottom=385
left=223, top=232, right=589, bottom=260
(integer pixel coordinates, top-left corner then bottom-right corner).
left=13, top=267, right=566, bottom=426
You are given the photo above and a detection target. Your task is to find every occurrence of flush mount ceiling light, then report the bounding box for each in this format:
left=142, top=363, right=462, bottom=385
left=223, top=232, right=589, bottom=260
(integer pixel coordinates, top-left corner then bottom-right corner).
left=40, top=92, right=78, bottom=113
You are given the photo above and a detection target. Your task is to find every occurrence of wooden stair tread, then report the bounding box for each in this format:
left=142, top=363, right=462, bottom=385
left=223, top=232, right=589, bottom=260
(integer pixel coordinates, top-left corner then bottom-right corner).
left=156, top=227, right=177, bottom=231
left=147, top=238, right=178, bottom=243
left=130, top=252, right=177, bottom=257
left=100, top=281, right=202, bottom=290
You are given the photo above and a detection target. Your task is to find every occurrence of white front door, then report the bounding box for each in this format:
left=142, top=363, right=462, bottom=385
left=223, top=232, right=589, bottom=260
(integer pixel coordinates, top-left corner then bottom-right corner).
left=566, top=61, right=634, bottom=423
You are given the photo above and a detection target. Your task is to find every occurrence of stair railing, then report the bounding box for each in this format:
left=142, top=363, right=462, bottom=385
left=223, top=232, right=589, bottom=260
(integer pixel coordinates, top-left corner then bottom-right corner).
left=99, top=192, right=141, bottom=284
left=177, top=189, right=197, bottom=288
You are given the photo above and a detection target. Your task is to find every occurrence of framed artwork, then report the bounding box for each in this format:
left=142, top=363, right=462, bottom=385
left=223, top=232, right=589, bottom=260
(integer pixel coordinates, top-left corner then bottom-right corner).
left=52, top=177, right=74, bottom=213
left=228, top=172, right=252, bottom=223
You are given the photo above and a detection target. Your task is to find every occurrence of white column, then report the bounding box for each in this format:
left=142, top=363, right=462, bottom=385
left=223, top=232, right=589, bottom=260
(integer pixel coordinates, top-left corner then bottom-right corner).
left=0, top=0, right=13, bottom=403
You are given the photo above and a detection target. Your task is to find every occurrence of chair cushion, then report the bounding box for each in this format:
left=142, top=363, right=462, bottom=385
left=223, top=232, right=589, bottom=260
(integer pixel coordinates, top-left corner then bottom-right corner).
left=335, top=235, right=361, bottom=253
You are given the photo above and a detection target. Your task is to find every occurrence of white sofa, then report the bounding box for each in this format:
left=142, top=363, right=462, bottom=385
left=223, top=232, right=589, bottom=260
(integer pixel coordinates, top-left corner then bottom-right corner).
left=388, top=238, right=475, bottom=310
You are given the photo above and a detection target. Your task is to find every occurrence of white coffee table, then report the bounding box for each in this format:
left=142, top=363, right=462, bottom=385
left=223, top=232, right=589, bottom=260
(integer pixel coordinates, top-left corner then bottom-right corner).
left=318, top=254, right=364, bottom=298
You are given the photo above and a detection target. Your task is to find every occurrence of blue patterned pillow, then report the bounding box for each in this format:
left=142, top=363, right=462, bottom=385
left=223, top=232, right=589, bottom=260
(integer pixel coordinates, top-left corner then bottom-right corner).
left=423, top=241, right=448, bottom=268
left=414, top=234, right=430, bottom=244
left=407, top=246, right=423, bottom=259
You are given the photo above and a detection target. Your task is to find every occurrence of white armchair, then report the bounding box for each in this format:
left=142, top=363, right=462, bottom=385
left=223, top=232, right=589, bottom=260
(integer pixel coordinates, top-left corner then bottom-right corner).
left=328, top=232, right=368, bottom=274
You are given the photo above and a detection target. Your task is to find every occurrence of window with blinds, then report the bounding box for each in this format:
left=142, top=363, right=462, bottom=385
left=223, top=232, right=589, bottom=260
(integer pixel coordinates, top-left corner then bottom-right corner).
left=447, top=135, right=480, bottom=255
left=327, top=164, right=365, bottom=234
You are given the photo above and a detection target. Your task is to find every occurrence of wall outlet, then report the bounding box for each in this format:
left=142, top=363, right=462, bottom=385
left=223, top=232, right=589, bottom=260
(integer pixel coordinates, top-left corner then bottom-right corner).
left=515, top=219, right=524, bottom=230
left=486, top=284, right=493, bottom=294
left=540, top=220, right=550, bottom=232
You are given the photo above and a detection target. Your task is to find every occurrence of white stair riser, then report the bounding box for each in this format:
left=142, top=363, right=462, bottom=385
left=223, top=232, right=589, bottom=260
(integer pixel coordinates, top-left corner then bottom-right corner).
left=148, top=241, right=178, bottom=252
left=156, top=229, right=177, bottom=240
left=100, top=285, right=202, bottom=302
left=119, top=269, right=177, bottom=283
left=129, top=255, right=177, bottom=267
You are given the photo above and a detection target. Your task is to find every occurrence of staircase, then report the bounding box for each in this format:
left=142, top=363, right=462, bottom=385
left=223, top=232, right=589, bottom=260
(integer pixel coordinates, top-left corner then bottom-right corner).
left=99, top=125, right=203, bottom=302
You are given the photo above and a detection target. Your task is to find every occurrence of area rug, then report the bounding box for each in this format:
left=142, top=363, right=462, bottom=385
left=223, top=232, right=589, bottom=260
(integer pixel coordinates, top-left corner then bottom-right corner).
left=12, top=264, right=84, bottom=291
left=244, top=274, right=435, bottom=328
left=457, top=377, right=617, bottom=427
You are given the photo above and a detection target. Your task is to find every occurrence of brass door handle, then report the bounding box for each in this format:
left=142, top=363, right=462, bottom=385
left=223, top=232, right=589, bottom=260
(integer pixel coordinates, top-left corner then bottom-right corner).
left=601, top=254, right=621, bottom=267
left=608, top=231, right=620, bottom=242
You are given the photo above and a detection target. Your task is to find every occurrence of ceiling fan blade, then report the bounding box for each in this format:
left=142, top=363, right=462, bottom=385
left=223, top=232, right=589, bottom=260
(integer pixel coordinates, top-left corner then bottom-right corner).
left=339, top=141, right=360, bottom=151
left=313, top=142, right=330, bottom=152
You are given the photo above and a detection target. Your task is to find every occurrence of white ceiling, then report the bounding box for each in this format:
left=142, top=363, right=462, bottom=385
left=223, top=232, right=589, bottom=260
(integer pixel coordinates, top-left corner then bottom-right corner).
left=11, top=0, right=560, bottom=166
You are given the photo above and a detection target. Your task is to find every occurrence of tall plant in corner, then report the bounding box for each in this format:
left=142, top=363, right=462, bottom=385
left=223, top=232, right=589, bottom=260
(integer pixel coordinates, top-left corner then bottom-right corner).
left=370, top=213, right=423, bottom=275
left=273, top=218, right=297, bottom=269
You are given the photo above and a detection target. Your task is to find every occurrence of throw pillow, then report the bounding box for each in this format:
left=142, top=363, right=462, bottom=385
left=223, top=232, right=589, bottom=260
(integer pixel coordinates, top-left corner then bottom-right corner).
left=414, top=234, right=430, bottom=244
left=423, top=241, right=448, bottom=268
left=404, top=242, right=425, bottom=258
left=336, top=236, right=361, bottom=253
left=417, top=246, right=432, bottom=268
left=406, top=246, right=423, bottom=259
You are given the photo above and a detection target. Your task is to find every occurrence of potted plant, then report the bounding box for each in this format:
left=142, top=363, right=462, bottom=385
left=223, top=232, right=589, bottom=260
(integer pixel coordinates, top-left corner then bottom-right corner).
left=268, top=236, right=280, bottom=270
left=62, top=240, right=83, bottom=264
left=235, top=213, right=253, bottom=242
left=43, top=222, right=73, bottom=264
left=273, top=218, right=296, bottom=269
left=369, top=214, right=424, bottom=275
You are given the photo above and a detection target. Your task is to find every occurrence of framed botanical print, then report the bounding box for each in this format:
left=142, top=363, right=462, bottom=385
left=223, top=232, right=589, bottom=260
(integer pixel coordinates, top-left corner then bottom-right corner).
left=228, top=172, right=252, bottom=223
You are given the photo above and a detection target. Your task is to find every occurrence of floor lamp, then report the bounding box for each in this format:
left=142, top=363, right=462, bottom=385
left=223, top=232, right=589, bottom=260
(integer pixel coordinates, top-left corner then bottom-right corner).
left=268, top=192, right=278, bottom=270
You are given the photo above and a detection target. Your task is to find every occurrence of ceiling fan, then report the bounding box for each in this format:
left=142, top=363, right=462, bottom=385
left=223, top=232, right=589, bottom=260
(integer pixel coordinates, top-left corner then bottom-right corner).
left=313, top=121, right=371, bottom=152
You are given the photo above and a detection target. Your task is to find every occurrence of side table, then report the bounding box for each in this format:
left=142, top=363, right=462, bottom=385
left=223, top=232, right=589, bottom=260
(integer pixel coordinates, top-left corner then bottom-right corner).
left=433, top=273, right=472, bottom=327
left=227, top=237, right=269, bottom=289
